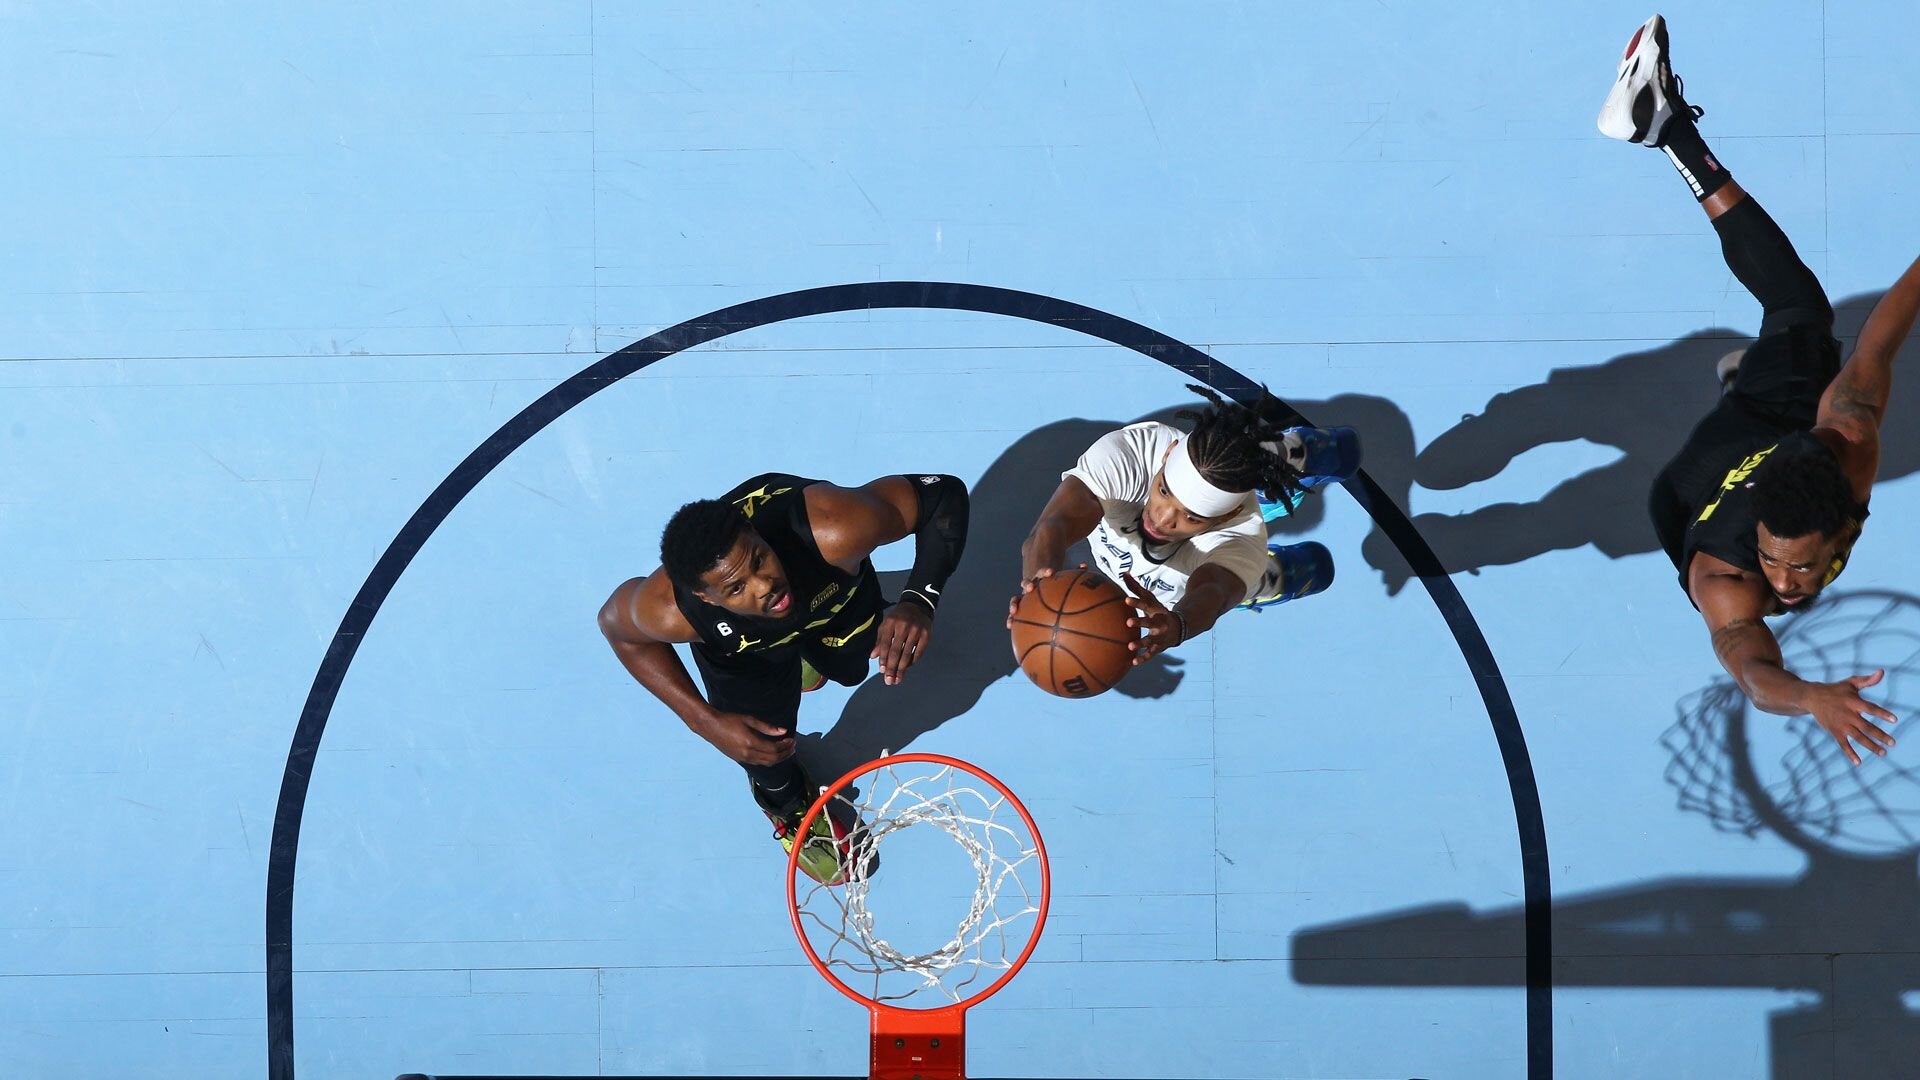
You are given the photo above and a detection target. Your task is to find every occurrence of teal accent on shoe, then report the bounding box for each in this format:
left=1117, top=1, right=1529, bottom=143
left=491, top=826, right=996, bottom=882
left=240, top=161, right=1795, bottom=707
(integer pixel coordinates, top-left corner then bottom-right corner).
left=1258, top=489, right=1300, bottom=523
left=1238, top=541, right=1336, bottom=612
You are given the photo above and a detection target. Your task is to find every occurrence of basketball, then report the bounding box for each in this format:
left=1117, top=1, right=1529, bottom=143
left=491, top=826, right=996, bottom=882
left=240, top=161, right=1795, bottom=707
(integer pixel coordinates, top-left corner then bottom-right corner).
left=1009, top=568, right=1139, bottom=697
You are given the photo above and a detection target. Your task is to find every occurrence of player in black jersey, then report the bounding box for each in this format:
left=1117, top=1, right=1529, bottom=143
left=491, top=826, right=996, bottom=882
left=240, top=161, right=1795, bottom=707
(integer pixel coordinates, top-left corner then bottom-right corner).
left=598, top=472, right=969, bottom=883
left=1601, top=15, right=1920, bottom=764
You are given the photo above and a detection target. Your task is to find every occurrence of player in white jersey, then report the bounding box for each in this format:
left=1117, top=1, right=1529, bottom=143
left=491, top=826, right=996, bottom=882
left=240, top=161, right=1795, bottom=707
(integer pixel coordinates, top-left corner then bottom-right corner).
left=1011, top=384, right=1359, bottom=666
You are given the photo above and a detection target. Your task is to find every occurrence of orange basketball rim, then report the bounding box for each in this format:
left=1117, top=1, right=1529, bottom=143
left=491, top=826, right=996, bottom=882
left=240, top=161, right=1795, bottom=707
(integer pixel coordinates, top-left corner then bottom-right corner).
left=785, top=753, right=1052, bottom=1080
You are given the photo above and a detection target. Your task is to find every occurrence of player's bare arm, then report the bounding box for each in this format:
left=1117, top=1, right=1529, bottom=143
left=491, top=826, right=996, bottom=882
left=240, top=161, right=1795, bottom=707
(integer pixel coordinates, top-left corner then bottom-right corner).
left=807, top=474, right=971, bottom=685
left=1119, top=562, right=1245, bottom=664
left=1692, top=566, right=1896, bottom=766
left=598, top=574, right=796, bottom=765
left=1019, top=476, right=1102, bottom=581
left=1009, top=476, right=1103, bottom=625
left=1813, top=253, right=1920, bottom=491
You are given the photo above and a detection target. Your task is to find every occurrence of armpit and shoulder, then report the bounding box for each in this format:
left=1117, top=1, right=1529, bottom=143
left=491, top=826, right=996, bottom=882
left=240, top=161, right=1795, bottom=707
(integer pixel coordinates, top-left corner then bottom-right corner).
left=803, top=479, right=915, bottom=570
left=599, top=573, right=695, bottom=645
left=1687, top=551, right=1773, bottom=625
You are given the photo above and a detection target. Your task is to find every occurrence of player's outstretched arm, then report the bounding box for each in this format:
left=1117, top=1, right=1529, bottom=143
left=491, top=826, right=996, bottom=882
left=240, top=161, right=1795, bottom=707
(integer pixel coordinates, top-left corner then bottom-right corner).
left=1816, top=253, right=1920, bottom=492
left=1118, top=563, right=1243, bottom=663
left=1694, top=571, right=1897, bottom=766
left=807, top=474, right=969, bottom=573
left=1018, top=476, right=1101, bottom=582
left=1010, top=476, right=1103, bottom=624
left=808, top=474, right=971, bottom=684
left=597, top=575, right=794, bottom=765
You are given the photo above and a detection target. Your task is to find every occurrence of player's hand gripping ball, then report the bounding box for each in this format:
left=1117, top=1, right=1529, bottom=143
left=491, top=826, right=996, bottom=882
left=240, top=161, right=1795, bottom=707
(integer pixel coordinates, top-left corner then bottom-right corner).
left=1009, top=569, right=1140, bottom=697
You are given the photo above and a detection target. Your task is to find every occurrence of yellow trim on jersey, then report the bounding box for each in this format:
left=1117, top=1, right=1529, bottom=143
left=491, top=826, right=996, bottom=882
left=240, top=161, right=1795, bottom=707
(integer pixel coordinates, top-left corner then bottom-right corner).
left=739, top=630, right=803, bottom=653
left=801, top=584, right=860, bottom=630
left=1823, top=517, right=1865, bottom=587
left=731, top=484, right=794, bottom=519
left=726, top=585, right=861, bottom=653
left=819, top=613, right=878, bottom=649
left=1695, top=444, right=1778, bottom=524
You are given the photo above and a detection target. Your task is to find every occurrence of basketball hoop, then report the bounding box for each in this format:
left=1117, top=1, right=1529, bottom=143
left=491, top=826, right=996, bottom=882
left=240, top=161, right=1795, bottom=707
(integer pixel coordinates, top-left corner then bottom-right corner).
left=786, top=753, right=1051, bottom=1080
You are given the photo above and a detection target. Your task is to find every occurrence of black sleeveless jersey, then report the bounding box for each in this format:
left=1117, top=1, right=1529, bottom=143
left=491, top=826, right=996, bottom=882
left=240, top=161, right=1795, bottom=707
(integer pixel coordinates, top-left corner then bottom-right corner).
left=671, top=473, right=878, bottom=661
left=1681, top=431, right=1869, bottom=599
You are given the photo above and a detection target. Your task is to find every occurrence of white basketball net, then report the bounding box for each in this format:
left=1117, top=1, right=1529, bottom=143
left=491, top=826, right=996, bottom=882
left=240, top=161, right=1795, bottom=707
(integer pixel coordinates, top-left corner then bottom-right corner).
left=792, top=760, right=1045, bottom=1006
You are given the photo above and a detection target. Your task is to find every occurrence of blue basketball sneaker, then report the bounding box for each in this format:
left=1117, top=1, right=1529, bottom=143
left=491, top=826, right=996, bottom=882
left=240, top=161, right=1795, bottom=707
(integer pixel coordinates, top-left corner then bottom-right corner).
left=1258, top=426, right=1363, bottom=521
left=1237, top=541, right=1335, bottom=612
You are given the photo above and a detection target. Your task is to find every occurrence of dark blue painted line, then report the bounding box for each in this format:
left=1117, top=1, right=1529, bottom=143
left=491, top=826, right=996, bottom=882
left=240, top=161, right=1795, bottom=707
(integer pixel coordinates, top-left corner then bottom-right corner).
left=267, top=281, right=1551, bottom=1079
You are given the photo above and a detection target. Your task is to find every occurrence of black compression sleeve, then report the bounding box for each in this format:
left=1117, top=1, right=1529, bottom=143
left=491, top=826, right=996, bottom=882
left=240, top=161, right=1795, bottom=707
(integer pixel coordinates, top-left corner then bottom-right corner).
left=899, top=474, right=969, bottom=613
left=1711, top=197, right=1833, bottom=335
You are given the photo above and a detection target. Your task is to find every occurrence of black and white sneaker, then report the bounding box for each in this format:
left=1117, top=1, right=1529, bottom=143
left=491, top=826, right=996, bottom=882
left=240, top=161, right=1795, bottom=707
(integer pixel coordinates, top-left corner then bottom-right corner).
left=1597, top=14, right=1703, bottom=146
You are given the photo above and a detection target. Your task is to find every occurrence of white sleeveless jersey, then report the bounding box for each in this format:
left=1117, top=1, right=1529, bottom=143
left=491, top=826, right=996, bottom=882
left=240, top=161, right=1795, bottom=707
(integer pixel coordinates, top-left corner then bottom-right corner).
left=1063, top=422, right=1269, bottom=606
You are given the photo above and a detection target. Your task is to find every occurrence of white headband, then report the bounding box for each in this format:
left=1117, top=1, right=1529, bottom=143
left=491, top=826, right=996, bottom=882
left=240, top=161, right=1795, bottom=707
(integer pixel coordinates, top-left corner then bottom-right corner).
left=1162, top=438, right=1246, bottom=518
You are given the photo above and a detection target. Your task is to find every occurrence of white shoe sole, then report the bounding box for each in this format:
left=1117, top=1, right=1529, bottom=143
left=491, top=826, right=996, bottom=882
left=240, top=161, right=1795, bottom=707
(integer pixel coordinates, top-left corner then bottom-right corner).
left=1597, top=14, right=1676, bottom=145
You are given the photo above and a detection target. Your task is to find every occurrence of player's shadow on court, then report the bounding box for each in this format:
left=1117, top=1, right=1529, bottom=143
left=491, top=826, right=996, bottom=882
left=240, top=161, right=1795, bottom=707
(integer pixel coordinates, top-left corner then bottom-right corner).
left=801, top=394, right=1418, bottom=783
left=1291, top=590, right=1920, bottom=1080
left=1361, top=291, right=1920, bottom=595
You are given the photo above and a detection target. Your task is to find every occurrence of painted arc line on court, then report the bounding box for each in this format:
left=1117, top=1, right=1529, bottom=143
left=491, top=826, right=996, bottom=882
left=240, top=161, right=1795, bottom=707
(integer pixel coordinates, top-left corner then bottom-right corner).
left=264, top=281, right=1553, bottom=1080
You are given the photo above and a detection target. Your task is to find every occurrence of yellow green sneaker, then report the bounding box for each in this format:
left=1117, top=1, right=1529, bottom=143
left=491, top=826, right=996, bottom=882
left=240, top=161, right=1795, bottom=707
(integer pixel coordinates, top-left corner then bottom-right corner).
left=751, top=775, right=869, bottom=886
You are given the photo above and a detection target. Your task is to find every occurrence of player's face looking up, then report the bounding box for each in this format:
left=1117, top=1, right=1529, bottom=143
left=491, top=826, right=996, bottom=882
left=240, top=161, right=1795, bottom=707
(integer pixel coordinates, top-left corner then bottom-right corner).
left=1140, top=470, right=1232, bottom=545
left=1754, top=525, right=1841, bottom=608
left=695, top=532, right=794, bottom=618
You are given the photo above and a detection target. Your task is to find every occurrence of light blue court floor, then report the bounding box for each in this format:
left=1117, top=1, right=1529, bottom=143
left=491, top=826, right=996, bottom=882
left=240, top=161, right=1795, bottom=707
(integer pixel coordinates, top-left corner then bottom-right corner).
left=6, top=3, right=1920, bottom=1078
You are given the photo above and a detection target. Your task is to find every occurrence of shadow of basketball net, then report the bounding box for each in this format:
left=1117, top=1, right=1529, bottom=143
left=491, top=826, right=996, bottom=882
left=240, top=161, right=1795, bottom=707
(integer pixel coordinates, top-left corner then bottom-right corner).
left=1291, top=589, right=1920, bottom=1079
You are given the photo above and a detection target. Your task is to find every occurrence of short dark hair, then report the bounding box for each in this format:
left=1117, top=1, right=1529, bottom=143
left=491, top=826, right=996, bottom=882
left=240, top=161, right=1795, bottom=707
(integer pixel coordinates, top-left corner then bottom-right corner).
left=660, top=499, right=752, bottom=589
left=1753, top=444, right=1854, bottom=540
left=1177, top=383, right=1306, bottom=504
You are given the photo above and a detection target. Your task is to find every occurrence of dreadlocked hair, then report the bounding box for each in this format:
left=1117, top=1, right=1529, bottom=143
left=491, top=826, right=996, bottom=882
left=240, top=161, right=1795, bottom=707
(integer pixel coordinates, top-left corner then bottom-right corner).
left=659, top=499, right=752, bottom=589
left=1176, top=383, right=1306, bottom=502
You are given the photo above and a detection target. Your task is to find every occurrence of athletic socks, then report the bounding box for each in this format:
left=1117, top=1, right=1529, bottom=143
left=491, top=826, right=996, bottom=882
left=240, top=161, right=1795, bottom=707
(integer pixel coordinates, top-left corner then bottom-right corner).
left=748, top=759, right=809, bottom=815
left=1660, top=115, right=1732, bottom=202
